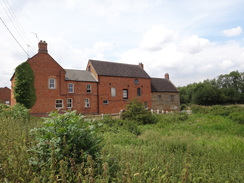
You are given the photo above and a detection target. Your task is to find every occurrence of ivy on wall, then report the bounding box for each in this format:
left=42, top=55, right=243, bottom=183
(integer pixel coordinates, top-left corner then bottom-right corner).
left=14, top=61, right=36, bottom=109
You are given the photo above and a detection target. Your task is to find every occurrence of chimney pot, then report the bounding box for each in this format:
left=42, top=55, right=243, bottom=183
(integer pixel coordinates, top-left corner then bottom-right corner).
left=38, top=40, right=48, bottom=53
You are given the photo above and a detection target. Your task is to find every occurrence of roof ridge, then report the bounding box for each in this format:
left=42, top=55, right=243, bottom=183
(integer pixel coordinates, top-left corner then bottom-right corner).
left=89, top=59, right=141, bottom=67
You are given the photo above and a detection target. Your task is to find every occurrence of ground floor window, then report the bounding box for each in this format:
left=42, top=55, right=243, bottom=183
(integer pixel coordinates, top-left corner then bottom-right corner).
left=56, top=99, right=63, bottom=109
left=84, top=98, right=90, bottom=107
left=67, top=98, right=73, bottom=108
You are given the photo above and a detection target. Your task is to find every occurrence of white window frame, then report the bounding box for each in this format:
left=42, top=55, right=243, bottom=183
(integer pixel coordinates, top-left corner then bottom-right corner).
left=84, top=98, right=90, bottom=108
left=103, top=100, right=109, bottom=104
left=111, top=87, right=116, bottom=97
left=87, top=84, right=92, bottom=93
left=49, top=78, right=56, bottom=89
left=68, top=83, right=74, bottom=93
left=123, top=89, right=128, bottom=99
left=55, top=99, right=63, bottom=109
left=67, top=98, right=73, bottom=108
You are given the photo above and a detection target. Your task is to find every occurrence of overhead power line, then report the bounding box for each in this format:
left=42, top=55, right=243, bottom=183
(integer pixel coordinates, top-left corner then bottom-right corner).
left=0, top=0, right=35, bottom=55
left=0, top=17, right=30, bottom=58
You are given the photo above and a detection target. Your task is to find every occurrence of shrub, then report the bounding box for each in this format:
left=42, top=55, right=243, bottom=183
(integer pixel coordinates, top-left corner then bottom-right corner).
left=121, top=99, right=157, bottom=125
left=229, top=112, right=244, bottom=124
left=29, top=111, right=102, bottom=171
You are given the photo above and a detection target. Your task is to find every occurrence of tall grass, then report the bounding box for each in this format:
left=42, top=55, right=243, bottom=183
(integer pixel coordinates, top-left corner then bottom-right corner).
left=1, top=104, right=244, bottom=182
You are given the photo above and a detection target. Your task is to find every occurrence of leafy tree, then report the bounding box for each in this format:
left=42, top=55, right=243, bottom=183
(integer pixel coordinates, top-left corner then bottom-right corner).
left=179, top=70, right=244, bottom=105
left=14, top=61, right=36, bottom=109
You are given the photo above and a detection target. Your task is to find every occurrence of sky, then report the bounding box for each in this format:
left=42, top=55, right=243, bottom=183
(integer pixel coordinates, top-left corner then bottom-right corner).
left=1, top=0, right=244, bottom=88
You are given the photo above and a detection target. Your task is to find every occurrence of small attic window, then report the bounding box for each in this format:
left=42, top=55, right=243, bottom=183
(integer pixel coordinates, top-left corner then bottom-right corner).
left=88, top=65, right=91, bottom=72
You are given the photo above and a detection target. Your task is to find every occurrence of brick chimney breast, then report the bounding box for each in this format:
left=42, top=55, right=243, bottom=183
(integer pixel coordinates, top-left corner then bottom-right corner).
left=139, top=62, right=144, bottom=69
left=38, top=40, right=48, bottom=53
left=165, top=73, right=169, bottom=80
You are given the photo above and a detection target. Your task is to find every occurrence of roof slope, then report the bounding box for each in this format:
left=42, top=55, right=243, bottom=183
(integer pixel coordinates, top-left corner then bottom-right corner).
left=89, top=60, right=150, bottom=78
left=151, top=78, right=179, bottom=93
left=65, top=69, right=97, bottom=82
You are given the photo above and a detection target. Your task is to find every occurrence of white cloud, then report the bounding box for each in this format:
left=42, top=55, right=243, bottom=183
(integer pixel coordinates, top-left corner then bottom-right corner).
left=120, top=25, right=244, bottom=86
left=140, top=25, right=178, bottom=51
left=223, top=26, right=242, bottom=37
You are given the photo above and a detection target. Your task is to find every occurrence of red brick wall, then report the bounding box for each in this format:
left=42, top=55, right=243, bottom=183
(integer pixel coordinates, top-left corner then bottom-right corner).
left=65, top=81, right=98, bottom=114
left=97, top=76, right=152, bottom=114
left=27, top=53, right=98, bottom=115
left=0, top=87, right=11, bottom=105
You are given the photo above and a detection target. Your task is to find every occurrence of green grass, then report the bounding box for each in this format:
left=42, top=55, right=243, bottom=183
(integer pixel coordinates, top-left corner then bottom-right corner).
left=1, top=106, right=244, bottom=182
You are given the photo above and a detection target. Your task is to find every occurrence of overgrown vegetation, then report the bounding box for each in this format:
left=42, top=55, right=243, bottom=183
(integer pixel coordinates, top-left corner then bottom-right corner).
left=179, top=70, right=244, bottom=106
left=14, top=61, right=36, bottom=109
left=1, top=103, right=244, bottom=182
left=121, top=99, right=157, bottom=125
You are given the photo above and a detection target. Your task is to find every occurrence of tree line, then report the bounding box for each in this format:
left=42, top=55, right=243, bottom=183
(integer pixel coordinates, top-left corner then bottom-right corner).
left=178, top=71, right=244, bottom=106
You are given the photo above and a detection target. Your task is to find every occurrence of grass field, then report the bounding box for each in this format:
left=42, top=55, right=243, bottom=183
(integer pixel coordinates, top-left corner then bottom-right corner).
left=0, top=105, right=244, bottom=182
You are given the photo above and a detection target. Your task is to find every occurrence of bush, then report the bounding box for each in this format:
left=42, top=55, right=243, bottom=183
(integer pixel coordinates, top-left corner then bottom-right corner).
left=29, top=111, right=102, bottom=171
left=121, top=99, right=157, bottom=125
left=229, top=112, right=244, bottom=124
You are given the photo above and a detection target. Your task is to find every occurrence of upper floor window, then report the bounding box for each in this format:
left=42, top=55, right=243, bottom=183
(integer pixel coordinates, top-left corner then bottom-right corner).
left=84, top=98, right=90, bottom=107
left=49, top=78, right=56, bottom=89
left=67, top=98, right=73, bottom=108
left=170, top=95, right=174, bottom=101
left=134, top=79, right=139, bottom=85
left=137, top=88, right=141, bottom=96
left=123, top=89, right=128, bottom=99
left=68, top=83, right=74, bottom=93
left=87, top=84, right=92, bottom=93
left=111, top=87, right=116, bottom=97
left=55, top=99, right=63, bottom=109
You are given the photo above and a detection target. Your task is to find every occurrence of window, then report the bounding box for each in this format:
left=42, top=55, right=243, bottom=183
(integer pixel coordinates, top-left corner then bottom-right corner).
left=49, top=78, right=56, bottom=89
left=170, top=95, right=174, bottom=101
left=137, top=88, right=141, bottom=96
left=103, top=100, right=109, bottom=104
left=55, top=99, right=63, bottom=109
left=123, top=89, right=128, bottom=99
left=67, top=98, right=73, bottom=108
left=134, top=79, right=139, bottom=85
left=87, top=84, right=91, bottom=93
left=68, top=83, right=74, bottom=93
left=111, top=87, right=116, bottom=97
left=5, top=101, right=10, bottom=105
left=84, top=98, right=90, bottom=107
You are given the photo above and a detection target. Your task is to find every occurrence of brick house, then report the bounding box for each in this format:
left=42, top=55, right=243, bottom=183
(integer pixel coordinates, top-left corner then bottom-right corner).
left=0, top=87, right=11, bottom=105
left=87, top=60, right=152, bottom=114
left=11, top=41, right=180, bottom=116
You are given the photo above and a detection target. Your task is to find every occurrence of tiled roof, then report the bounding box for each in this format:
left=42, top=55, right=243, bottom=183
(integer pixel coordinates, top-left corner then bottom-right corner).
left=65, top=69, right=97, bottom=82
left=151, top=78, right=179, bottom=93
left=89, top=60, right=150, bottom=78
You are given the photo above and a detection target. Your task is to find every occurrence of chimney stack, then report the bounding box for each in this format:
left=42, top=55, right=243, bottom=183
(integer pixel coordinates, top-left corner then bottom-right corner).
left=165, top=73, right=169, bottom=80
left=38, top=40, right=48, bottom=53
left=139, top=62, right=144, bottom=69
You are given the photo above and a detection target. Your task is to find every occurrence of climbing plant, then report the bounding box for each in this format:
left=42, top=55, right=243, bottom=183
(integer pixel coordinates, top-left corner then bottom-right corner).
left=14, top=61, right=36, bottom=109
